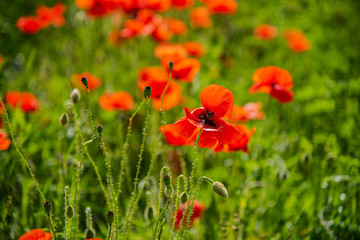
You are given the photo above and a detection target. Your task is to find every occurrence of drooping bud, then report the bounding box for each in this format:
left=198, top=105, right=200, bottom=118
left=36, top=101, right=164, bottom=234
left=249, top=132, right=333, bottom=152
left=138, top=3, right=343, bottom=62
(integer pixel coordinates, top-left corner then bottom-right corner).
left=66, top=205, right=74, bottom=218
left=163, top=174, right=171, bottom=188
left=97, top=125, right=103, bottom=136
left=81, top=77, right=89, bottom=89
left=144, top=86, right=152, bottom=99
left=70, top=88, right=81, bottom=104
left=169, top=61, right=174, bottom=74
left=59, top=113, right=69, bottom=127
left=212, top=182, right=228, bottom=198
left=180, top=192, right=188, bottom=205
left=44, top=200, right=52, bottom=215
left=106, top=211, right=114, bottom=225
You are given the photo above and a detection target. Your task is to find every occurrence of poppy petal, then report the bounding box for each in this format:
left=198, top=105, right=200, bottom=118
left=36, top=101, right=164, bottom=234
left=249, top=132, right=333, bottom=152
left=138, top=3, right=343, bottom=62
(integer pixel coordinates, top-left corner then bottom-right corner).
left=270, top=85, right=294, bottom=103
left=198, top=130, right=219, bottom=149
left=200, top=84, right=234, bottom=119
left=169, top=117, right=197, bottom=138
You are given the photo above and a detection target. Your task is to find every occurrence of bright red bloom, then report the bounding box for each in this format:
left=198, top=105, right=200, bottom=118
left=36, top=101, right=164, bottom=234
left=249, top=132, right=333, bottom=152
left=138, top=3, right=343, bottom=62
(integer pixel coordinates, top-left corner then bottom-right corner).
left=16, top=16, right=44, bottom=34
left=154, top=43, right=188, bottom=61
left=19, top=229, right=52, bottom=240
left=76, top=0, right=119, bottom=17
left=284, top=29, right=311, bottom=53
left=174, top=200, right=204, bottom=229
left=36, top=3, right=66, bottom=27
left=254, top=24, right=277, bottom=40
left=231, top=102, right=265, bottom=122
left=249, top=66, right=294, bottom=103
left=0, top=131, right=11, bottom=151
left=190, top=7, right=212, bottom=29
left=164, top=18, right=187, bottom=36
left=161, top=57, right=200, bottom=82
left=205, top=0, right=237, bottom=14
left=138, top=67, right=182, bottom=110
left=71, top=72, right=102, bottom=91
left=6, top=91, right=39, bottom=113
left=99, top=91, right=134, bottom=111
left=152, top=17, right=187, bottom=42
left=160, top=124, right=199, bottom=146
left=182, top=41, right=206, bottom=57
left=171, top=0, right=194, bottom=10
left=169, top=85, right=243, bottom=149
left=214, top=124, right=255, bottom=153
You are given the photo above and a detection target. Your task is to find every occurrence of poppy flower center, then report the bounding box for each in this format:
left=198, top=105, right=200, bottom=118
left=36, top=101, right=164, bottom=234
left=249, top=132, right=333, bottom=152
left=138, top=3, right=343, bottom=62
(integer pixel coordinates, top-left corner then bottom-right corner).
left=197, top=109, right=217, bottom=128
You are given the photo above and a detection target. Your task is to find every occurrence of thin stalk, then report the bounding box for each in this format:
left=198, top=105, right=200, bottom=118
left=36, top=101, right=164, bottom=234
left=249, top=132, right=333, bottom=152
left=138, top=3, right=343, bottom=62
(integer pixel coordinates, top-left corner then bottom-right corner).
left=170, top=175, right=187, bottom=239
left=47, top=213, right=57, bottom=240
left=106, top=224, right=113, bottom=240
left=153, top=199, right=170, bottom=240
left=157, top=166, right=171, bottom=216
left=188, top=130, right=202, bottom=192
left=86, top=88, right=96, bottom=140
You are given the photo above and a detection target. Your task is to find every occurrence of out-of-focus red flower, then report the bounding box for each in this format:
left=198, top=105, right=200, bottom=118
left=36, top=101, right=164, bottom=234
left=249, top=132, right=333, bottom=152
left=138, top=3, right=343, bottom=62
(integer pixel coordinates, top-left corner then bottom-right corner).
left=231, top=102, right=265, bottom=122
left=16, top=16, right=44, bottom=34
left=154, top=43, right=188, bottom=61
left=77, top=0, right=119, bottom=17
left=0, top=131, right=11, bottom=151
left=75, top=0, right=96, bottom=10
left=249, top=66, right=293, bottom=103
left=138, top=67, right=182, bottom=110
left=36, top=2, right=66, bottom=27
left=0, top=55, right=4, bottom=65
left=174, top=200, right=204, bottom=229
left=99, top=91, right=134, bottom=111
left=182, top=41, right=206, bottom=57
left=161, top=57, right=201, bottom=82
left=214, top=124, right=255, bottom=153
left=171, top=0, right=194, bottom=10
left=190, top=7, right=212, bottom=29
left=164, top=18, right=187, bottom=36
left=71, top=72, right=102, bottom=91
left=6, top=91, right=39, bottom=113
left=284, top=29, right=311, bottom=53
left=160, top=124, right=199, bottom=146
left=168, top=84, right=243, bottom=149
left=19, top=229, right=52, bottom=240
left=254, top=24, right=277, bottom=40
left=152, top=22, right=173, bottom=42
left=145, top=0, right=172, bottom=12
left=205, top=0, right=237, bottom=14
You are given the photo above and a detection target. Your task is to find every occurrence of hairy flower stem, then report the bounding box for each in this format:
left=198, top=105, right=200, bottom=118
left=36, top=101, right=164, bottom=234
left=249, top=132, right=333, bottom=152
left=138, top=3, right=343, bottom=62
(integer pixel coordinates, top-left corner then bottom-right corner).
left=157, top=166, right=171, bottom=216
left=86, top=88, right=96, bottom=140
left=0, top=99, right=46, bottom=201
left=170, top=175, right=187, bottom=239
left=153, top=199, right=170, bottom=240
left=47, top=212, right=57, bottom=240
left=160, top=66, right=173, bottom=127
left=188, top=130, right=202, bottom=192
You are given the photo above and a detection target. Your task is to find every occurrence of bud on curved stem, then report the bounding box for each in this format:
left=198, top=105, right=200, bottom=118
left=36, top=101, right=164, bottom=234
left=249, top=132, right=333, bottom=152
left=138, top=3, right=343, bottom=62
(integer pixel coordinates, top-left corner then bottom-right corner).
left=44, top=200, right=51, bottom=216
left=107, top=211, right=114, bottom=225
left=70, top=88, right=81, bottom=104
left=97, top=125, right=103, bottom=136
left=59, top=113, right=69, bottom=127
left=212, top=182, right=228, bottom=198
left=144, top=86, right=152, bottom=99
left=81, top=77, right=89, bottom=89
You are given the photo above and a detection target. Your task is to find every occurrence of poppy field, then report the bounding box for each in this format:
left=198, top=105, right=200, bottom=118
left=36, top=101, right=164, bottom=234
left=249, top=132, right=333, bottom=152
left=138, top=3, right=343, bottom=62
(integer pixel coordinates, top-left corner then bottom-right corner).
left=1, top=0, right=360, bottom=239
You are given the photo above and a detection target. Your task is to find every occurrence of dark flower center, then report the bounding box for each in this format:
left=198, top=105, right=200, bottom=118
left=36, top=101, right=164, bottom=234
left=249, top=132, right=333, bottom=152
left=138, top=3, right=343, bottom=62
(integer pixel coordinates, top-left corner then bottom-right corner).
left=197, top=109, right=216, bottom=128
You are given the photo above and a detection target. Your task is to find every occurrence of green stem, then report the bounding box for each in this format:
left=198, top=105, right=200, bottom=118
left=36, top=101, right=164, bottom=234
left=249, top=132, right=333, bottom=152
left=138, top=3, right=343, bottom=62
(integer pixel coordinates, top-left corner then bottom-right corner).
left=189, top=130, right=202, bottom=192
left=86, top=88, right=96, bottom=140
left=47, top=213, right=57, bottom=240
left=170, top=175, right=187, bottom=239
left=153, top=199, right=170, bottom=240
left=157, top=166, right=171, bottom=216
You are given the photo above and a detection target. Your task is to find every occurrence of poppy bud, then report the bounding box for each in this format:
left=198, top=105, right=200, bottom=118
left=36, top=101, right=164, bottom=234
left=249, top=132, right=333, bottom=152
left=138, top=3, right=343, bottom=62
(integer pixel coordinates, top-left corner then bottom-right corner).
left=70, top=88, right=81, bottom=103
left=44, top=200, right=52, bottom=215
left=66, top=205, right=74, bottom=218
left=59, top=113, right=69, bottom=127
left=144, top=206, right=154, bottom=220
left=180, top=192, right=188, bottom=205
left=81, top=77, right=89, bottom=89
left=84, top=228, right=96, bottom=239
left=163, top=174, right=171, bottom=188
left=169, top=61, right=174, bottom=73
left=97, top=125, right=103, bottom=136
left=144, top=86, right=152, bottom=99
left=106, top=211, right=114, bottom=225
left=212, top=182, right=228, bottom=198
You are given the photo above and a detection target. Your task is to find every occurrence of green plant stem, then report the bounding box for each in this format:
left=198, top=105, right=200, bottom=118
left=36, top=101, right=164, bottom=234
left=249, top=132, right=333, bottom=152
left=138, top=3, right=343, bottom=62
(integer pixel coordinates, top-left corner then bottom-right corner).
left=47, top=213, right=57, bottom=240
left=86, top=88, right=96, bottom=140
left=160, top=70, right=172, bottom=126
left=106, top=224, right=113, bottom=240
left=170, top=175, right=187, bottom=239
left=157, top=166, right=171, bottom=216
left=188, top=130, right=202, bottom=193
left=0, top=99, right=46, bottom=202
left=153, top=199, right=170, bottom=240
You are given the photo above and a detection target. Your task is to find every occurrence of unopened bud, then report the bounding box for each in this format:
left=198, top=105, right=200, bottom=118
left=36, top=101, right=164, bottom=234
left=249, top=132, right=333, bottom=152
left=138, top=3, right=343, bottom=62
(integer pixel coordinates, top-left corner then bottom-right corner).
left=144, top=86, right=152, bottom=99
left=70, top=88, right=81, bottom=104
left=169, top=61, right=174, bottom=73
left=163, top=175, right=171, bottom=188
left=66, top=205, right=74, bottom=218
left=180, top=192, right=188, bottom=205
left=85, top=228, right=96, bottom=239
left=81, top=77, right=89, bottom=89
left=97, top=125, right=103, bottom=136
left=44, top=200, right=52, bottom=215
left=212, top=182, right=228, bottom=198
left=106, top=211, right=114, bottom=225
left=59, top=113, right=69, bottom=127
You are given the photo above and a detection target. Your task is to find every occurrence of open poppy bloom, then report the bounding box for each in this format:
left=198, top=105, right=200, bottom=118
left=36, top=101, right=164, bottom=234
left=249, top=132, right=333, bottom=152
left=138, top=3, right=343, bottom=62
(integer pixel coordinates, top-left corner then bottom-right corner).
left=253, top=24, right=277, bottom=40
left=36, top=2, right=66, bottom=27
left=138, top=67, right=182, bottom=110
left=0, top=131, right=11, bottom=151
left=214, top=124, right=255, bottom=153
left=161, top=57, right=200, bottom=82
left=249, top=66, right=294, bottom=103
left=190, top=7, right=212, bottom=29
left=6, top=91, right=39, bottom=113
left=174, top=200, right=204, bottom=229
left=171, top=0, right=194, bottom=10
left=231, top=102, right=265, bottom=122
left=160, top=124, right=199, bottom=146
left=71, top=72, right=102, bottom=91
left=283, top=29, right=311, bottom=53
left=204, top=0, right=237, bottom=15
left=99, top=91, right=134, bottom=111
left=168, top=84, right=243, bottom=149
left=182, top=41, right=206, bottom=57
left=16, top=16, right=44, bottom=34
left=19, top=229, right=52, bottom=240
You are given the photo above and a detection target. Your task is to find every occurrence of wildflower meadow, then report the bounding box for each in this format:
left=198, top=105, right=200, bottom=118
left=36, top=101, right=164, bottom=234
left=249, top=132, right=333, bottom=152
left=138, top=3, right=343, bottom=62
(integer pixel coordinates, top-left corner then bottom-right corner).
left=1, top=0, right=360, bottom=239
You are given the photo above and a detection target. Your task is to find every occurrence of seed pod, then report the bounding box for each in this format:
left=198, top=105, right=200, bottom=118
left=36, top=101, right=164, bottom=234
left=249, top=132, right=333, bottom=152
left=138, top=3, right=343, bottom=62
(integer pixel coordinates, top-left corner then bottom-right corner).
left=44, top=200, right=52, bottom=215
left=66, top=205, right=74, bottom=218
left=144, top=86, right=152, bottom=99
left=70, top=88, right=81, bottom=104
left=180, top=192, right=188, bottom=205
left=59, top=113, right=69, bottom=127
left=106, top=211, right=114, bottom=225
left=169, top=61, right=174, bottom=73
left=212, top=182, right=228, bottom=198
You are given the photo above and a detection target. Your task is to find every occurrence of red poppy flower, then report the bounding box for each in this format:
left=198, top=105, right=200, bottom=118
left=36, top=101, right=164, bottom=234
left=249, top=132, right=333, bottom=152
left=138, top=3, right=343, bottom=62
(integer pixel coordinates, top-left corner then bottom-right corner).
left=214, top=124, right=255, bottom=153
left=168, top=85, right=243, bottom=149
left=182, top=41, right=206, bottom=57
left=161, top=57, right=200, bottom=82
left=284, top=29, right=311, bottom=53
left=36, top=2, right=66, bottom=27
left=145, top=0, right=172, bottom=12
left=0, top=131, right=11, bottom=151
left=19, top=229, right=52, bottom=240
left=164, top=18, right=187, bottom=36
left=205, top=0, right=237, bottom=15
left=174, top=200, right=204, bottom=229
left=138, top=67, right=182, bottom=110
left=253, top=24, right=277, bottom=40
left=71, top=72, right=102, bottom=91
left=249, top=66, right=294, bottom=103
left=171, top=0, right=194, bottom=10
left=152, top=22, right=173, bottom=42
left=231, top=102, right=265, bottom=122
left=82, top=0, right=119, bottom=17
left=6, top=91, right=39, bottom=113
left=160, top=124, right=199, bottom=146
left=99, top=91, right=134, bottom=111
left=16, top=16, right=44, bottom=34
left=154, top=43, right=188, bottom=61
left=75, top=0, right=96, bottom=10
left=190, top=7, right=212, bottom=29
